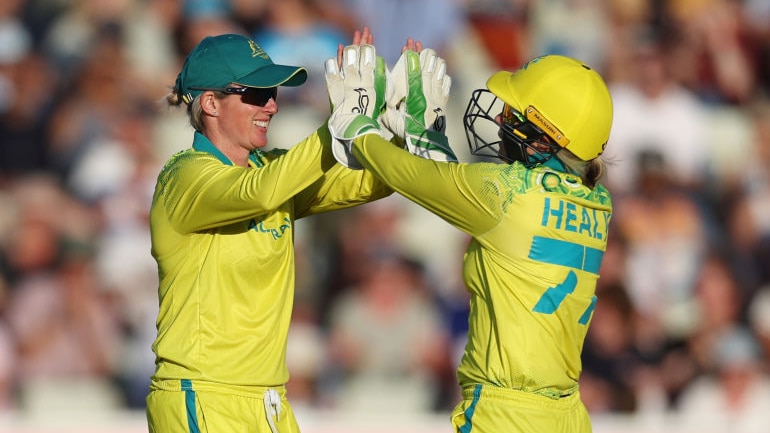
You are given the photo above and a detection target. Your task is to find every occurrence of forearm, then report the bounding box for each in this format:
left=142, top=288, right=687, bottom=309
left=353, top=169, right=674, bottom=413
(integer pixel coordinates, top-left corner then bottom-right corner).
left=352, top=134, right=501, bottom=235
left=353, top=134, right=442, bottom=193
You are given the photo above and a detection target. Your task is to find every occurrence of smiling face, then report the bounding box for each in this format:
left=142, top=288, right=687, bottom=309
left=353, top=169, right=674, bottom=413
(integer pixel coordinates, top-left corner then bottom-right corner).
left=219, top=89, right=278, bottom=149
left=201, top=86, right=279, bottom=166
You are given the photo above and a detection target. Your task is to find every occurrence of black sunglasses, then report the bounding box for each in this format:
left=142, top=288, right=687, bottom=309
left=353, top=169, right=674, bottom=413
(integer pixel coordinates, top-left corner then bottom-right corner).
left=191, top=86, right=278, bottom=107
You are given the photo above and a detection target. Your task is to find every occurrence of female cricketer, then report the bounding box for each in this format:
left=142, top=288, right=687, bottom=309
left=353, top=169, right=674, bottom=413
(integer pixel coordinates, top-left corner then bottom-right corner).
left=146, top=29, right=392, bottom=433
left=328, top=47, right=614, bottom=433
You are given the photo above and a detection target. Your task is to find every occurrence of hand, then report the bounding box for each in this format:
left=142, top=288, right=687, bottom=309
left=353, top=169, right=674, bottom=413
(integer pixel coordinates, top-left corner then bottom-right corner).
left=325, top=29, right=386, bottom=169
left=380, top=43, right=457, bottom=163
left=326, top=27, right=374, bottom=114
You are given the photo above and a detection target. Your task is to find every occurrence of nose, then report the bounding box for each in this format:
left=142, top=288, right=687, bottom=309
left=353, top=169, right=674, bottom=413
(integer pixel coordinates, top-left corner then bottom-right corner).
left=263, top=97, right=278, bottom=114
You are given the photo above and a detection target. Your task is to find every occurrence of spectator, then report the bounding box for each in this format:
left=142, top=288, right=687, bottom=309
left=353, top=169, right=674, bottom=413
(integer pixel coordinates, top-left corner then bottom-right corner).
left=665, top=0, right=756, bottom=105
left=611, top=150, right=711, bottom=345
left=603, top=28, right=712, bottom=195
left=677, top=326, right=770, bottom=433
left=581, top=282, right=644, bottom=414
left=331, top=0, right=465, bottom=64
left=325, top=253, right=451, bottom=413
left=3, top=176, right=123, bottom=413
left=721, top=97, right=770, bottom=292
left=0, top=8, right=54, bottom=177
left=252, top=0, right=348, bottom=115
left=0, top=275, right=17, bottom=411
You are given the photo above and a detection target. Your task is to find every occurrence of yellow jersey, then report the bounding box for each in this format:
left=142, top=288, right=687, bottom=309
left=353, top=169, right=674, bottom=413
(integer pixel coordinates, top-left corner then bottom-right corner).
left=353, top=134, right=611, bottom=397
left=149, top=126, right=391, bottom=387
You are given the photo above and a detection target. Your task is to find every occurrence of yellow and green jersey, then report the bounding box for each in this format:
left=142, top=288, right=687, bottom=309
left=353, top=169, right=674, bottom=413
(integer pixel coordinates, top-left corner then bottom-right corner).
left=352, top=135, right=612, bottom=398
left=149, top=126, right=391, bottom=387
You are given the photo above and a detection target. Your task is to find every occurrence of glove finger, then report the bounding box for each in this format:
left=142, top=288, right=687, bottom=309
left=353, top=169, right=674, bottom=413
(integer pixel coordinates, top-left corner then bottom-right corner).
left=435, top=57, right=447, bottom=82
left=359, top=44, right=376, bottom=70
left=420, top=48, right=438, bottom=74
left=324, top=57, right=342, bottom=90
left=376, top=55, right=387, bottom=84
left=405, top=49, right=420, bottom=75
left=405, top=50, right=422, bottom=95
left=324, top=57, right=340, bottom=77
left=433, top=57, right=450, bottom=103
left=375, top=55, right=387, bottom=116
left=324, top=57, right=344, bottom=109
left=404, top=50, right=425, bottom=120
left=358, top=44, right=376, bottom=92
left=342, top=45, right=360, bottom=80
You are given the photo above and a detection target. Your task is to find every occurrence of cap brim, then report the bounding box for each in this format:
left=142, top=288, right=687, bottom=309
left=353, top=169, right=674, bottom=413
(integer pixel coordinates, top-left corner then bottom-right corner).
left=235, top=64, right=308, bottom=88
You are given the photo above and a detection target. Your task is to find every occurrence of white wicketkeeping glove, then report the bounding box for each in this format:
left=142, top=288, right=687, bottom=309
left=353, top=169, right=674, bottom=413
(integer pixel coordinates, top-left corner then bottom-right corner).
left=325, top=44, right=387, bottom=169
left=380, top=48, right=457, bottom=163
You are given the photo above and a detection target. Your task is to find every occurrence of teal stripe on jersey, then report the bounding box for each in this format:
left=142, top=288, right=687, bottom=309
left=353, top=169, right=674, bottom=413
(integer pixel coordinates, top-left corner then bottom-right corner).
left=579, top=296, right=598, bottom=325
left=528, top=236, right=603, bottom=274
left=459, top=384, right=483, bottom=433
left=181, top=380, right=200, bottom=433
left=532, top=270, right=578, bottom=314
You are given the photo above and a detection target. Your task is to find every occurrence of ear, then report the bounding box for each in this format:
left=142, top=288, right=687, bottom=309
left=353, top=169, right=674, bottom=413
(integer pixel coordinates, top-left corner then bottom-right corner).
left=200, top=91, right=220, bottom=116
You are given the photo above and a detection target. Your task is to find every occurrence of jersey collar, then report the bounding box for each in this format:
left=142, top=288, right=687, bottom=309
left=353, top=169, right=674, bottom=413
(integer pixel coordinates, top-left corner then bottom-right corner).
left=542, top=154, right=577, bottom=174
left=192, top=131, right=264, bottom=167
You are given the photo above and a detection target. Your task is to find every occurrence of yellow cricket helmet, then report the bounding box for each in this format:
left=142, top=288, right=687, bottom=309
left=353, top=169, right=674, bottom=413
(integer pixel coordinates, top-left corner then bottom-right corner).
left=464, top=55, right=613, bottom=165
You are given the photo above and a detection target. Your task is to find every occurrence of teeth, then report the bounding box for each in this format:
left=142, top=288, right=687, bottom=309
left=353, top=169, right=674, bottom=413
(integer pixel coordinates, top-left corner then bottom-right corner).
left=254, top=120, right=269, bottom=128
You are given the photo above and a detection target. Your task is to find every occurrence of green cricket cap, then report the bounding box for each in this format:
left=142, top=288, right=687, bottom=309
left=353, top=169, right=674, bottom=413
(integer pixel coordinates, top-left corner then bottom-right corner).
left=175, top=33, right=307, bottom=104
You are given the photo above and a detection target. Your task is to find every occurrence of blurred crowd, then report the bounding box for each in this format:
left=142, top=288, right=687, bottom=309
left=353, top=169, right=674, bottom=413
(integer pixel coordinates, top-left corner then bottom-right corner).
left=0, top=0, right=769, bottom=428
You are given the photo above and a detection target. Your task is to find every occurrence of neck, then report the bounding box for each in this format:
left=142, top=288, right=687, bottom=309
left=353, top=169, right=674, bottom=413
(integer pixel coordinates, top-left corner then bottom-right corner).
left=205, top=131, right=251, bottom=167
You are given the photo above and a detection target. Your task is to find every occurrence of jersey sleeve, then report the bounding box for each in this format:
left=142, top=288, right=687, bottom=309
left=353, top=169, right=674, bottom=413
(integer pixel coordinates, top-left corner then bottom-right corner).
left=292, top=164, right=393, bottom=219
left=351, top=134, right=506, bottom=236
left=157, top=125, right=335, bottom=233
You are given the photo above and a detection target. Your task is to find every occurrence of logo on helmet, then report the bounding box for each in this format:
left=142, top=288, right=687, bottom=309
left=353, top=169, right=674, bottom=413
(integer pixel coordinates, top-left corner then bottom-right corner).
left=525, top=106, right=569, bottom=148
